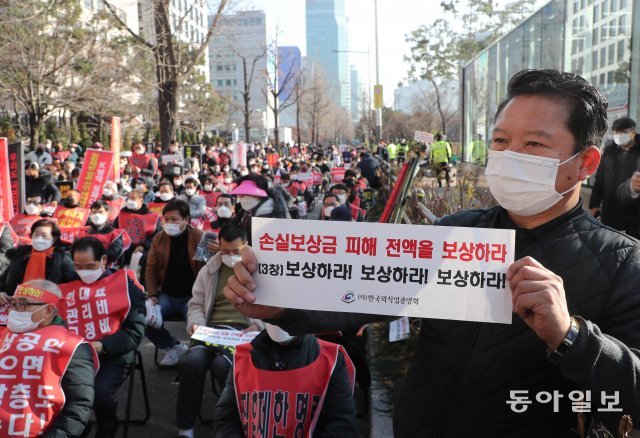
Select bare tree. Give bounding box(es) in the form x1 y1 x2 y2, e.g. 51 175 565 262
264 38 300 147
180 70 227 139
104 0 229 148
300 66 332 146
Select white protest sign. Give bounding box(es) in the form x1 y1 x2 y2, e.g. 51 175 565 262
389 317 410 342
252 218 514 324
296 172 313 182
231 142 247 169
414 130 434 144
191 326 260 347
161 153 183 164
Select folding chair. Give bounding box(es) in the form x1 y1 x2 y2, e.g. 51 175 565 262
122 350 151 438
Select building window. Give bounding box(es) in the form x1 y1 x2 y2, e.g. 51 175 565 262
217 80 223 86
233 79 237 86
601 0 608 19
617 40 625 61
600 47 606 68
593 28 599 45
607 71 614 86
593 49 598 68
594 4 599 22
608 43 615 65
619 15 627 32
573 0 578 14
600 73 605 86
226 80 232 86
601 24 607 42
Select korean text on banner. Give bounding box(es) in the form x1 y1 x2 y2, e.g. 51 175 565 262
252 218 515 324
0 138 13 222
191 327 260 347
231 142 247 169
331 168 346 183
77 149 114 208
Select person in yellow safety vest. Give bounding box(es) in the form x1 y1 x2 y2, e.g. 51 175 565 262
469 134 487 165
387 142 397 162
397 139 409 164
430 133 452 187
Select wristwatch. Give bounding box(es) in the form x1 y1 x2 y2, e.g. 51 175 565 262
546 316 581 364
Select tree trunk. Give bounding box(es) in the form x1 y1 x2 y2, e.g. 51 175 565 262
431 78 446 134
157 79 178 148
296 102 301 146
28 112 42 147
273 97 279 147
242 58 251 143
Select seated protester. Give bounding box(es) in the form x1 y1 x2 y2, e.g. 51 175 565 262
330 204 354 221
10 197 46 244
211 194 236 231
0 223 15 284
69 237 146 438
330 183 364 222
321 193 341 220
113 189 162 264
154 181 175 203
0 219 75 303
25 162 62 205
172 174 186 196
130 141 158 178
145 199 204 366
200 177 220 209
101 181 121 202
176 225 263 438
133 178 156 205
345 179 366 217
2 279 95 437
177 177 207 219
215 324 356 437
231 174 289 245
85 200 124 265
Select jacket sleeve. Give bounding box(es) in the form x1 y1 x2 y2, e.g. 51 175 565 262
273 309 392 335
142 219 162 251
106 233 124 264
214 369 245 438
316 351 357 438
46 182 62 204
187 266 209 331
615 178 639 206
145 235 160 297
100 280 147 359
589 149 607 209
558 245 640 428
43 343 95 438
59 252 77 283
0 225 15 253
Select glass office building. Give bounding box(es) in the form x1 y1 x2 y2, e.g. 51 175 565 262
461 0 640 164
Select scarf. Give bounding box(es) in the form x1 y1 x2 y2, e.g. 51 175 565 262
23 247 54 282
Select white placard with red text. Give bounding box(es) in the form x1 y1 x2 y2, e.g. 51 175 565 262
191 326 260 347
252 218 515 324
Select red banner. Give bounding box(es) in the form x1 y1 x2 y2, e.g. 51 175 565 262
59 226 91 244
0 138 13 222
53 206 90 228
51 150 70 162
59 269 131 341
201 191 221 209
8 142 25 217
117 211 159 245
77 228 131 252
77 149 114 208
10 213 42 245
331 168 346 183
312 171 323 185
106 198 124 222
147 202 165 217
0 324 83 436
231 142 246 169
0 304 9 325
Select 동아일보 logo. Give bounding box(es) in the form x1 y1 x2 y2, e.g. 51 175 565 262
341 291 355 304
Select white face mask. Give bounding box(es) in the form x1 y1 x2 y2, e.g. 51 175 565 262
485 150 580 217
216 205 232 218
240 170 249 176
8 307 46 333
221 254 242 268
204 184 213 192
103 188 113 198
282 182 290 188
336 194 347 204
323 206 335 217
159 192 173 202
32 237 53 252
614 133 632 146
224 178 232 184
265 323 295 344
164 223 184 236
25 204 40 216
126 199 139 210
185 188 196 196
91 213 107 226
77 268 103 284
239 196 260 211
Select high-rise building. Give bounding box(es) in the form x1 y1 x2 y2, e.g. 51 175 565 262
350 66 361 121
277 46 302 127
208 10 272 142
306 0 349 110
138 0 209 81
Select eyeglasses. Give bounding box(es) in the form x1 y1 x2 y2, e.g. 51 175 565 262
10 301 47 312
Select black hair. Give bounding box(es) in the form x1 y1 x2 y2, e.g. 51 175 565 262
218 223 246 243
434 133 442 141
330 183 348 193
71 236 107 260
31 218 61 240
611 117 636 132
162 199 190 218
323 193 340 203
495 69 608 152
217 193 235 203
90 200 110 211
184 177 199 187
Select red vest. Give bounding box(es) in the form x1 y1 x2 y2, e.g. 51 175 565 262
0 325 84 436
116 211 159 245
53 206 90 228
147 202 166 217
234 339 355 438
9 213 42 245
105 198 124 223
202 191 221 209
130 153 152 176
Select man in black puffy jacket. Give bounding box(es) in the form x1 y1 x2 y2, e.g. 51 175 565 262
225 70 640 437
